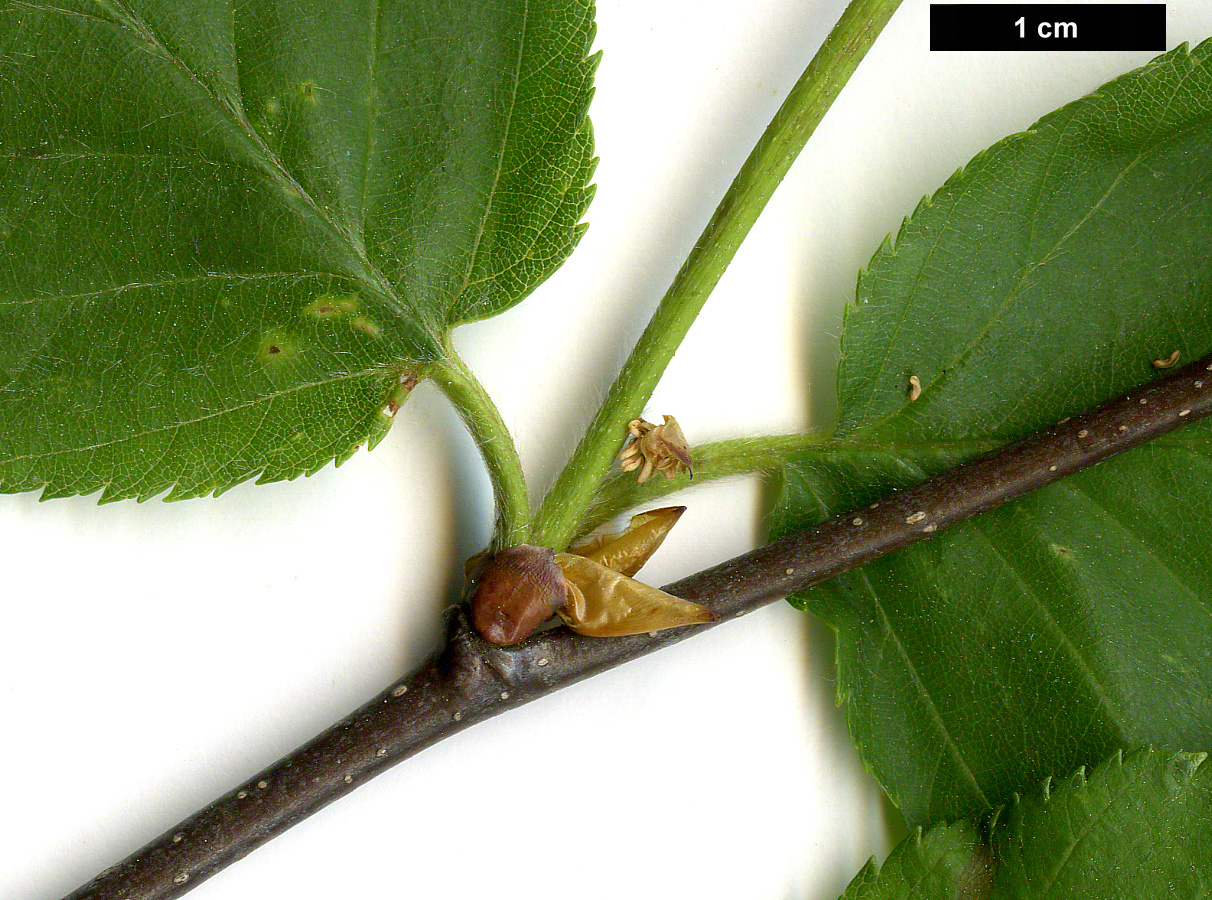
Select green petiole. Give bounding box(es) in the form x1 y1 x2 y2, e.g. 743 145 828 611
429 348 532 549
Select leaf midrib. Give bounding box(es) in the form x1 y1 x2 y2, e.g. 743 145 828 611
356 0 383 247
445 0 530 322
969 517 1133 741
791 467 991 817
1063 478 1212 622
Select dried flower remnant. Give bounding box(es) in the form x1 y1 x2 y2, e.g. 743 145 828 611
1153 350 1181 369
464 507 715 645
618 416 693 483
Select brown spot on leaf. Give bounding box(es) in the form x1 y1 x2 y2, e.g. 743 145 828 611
305 294 358 318
351 317 379 337
955 836 998 900
257 332 297 362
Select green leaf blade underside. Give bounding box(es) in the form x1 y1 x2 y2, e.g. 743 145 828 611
839 41 1212 442
770 40 1212 828
840 748 1212 900
0 0 596 500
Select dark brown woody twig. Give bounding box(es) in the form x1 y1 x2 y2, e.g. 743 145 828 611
63 353 1212 900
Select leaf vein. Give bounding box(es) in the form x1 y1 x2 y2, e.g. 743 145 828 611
1060 477 1212 622
967 517 1133 743
99 0 419 329
852 565 992 811
0 271 346 308
858 132 1155 438
2 368 389 465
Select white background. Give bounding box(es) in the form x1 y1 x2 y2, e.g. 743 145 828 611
5 2 1212 898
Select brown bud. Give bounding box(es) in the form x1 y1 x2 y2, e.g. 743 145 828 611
465 545 567 645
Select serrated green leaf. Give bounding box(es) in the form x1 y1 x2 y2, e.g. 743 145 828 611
769 41 1212 827
840 748 1212 900
0 0 596 500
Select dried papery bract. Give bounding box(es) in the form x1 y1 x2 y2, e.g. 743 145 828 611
618 415 693 483
557 506 715 636
570 506 685 576
555 553 717 636
556 555 717 636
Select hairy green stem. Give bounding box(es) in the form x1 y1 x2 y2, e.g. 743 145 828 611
578 432 1022 536
577 433 829 536
531 0 904 550
430 351 531 548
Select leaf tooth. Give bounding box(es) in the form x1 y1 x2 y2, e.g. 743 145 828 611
364 415 394 452
27 481 58 501
1170 750 1208 782
329 440 364 471
850 234 895 310
97 483 139 504
984 801 1006 833
161 481 205 502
